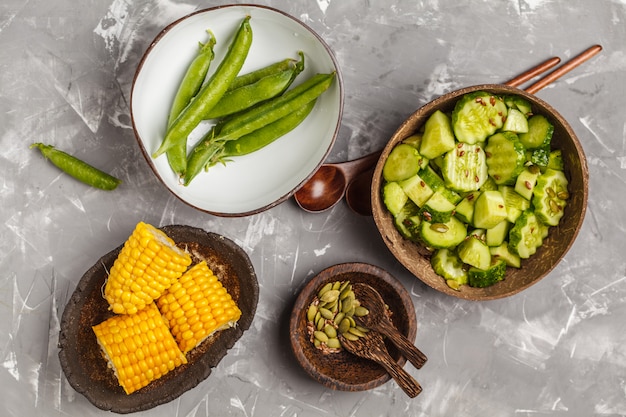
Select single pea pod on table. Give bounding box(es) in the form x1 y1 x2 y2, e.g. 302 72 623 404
30 143 121 191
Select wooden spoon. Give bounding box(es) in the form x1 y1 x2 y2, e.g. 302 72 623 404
294 151 382 213
352 283 427 369
340 330 422 398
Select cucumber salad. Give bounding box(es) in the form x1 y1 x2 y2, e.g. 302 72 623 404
382 91 569 290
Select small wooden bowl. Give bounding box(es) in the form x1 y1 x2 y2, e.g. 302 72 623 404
371 85 588 301
58 225 259 413
289 262 417 391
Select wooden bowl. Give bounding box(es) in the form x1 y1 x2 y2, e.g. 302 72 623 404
58 225 259 413
289 262 417 391
371 84 588 301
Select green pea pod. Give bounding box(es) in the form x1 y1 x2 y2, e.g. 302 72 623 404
204 67 297 120
183 72 335 185
217 71 335 142
30 143 121 190
153 15 253 158
167 30 217 128
166 31 216 176
226 51 304 92
221 99 316 157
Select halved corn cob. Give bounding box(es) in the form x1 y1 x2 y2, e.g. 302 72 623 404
157 261 242 354
104 222 192 315
92 302 187 395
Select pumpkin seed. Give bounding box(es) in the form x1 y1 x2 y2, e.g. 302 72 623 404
334 312 345 325
338 280 350 292
340 286 353 300
306 305 318 322
314 330 329 343
355 325 369 333
332 281 342 291
341 295 354 313
319 307 334 320
324 324 337 339
326 337 341 349
348 327 367 337
320 289 340 303
338 317 351 334
317 282 333 297
430 223 449 233
316 316 326 330
343 332 359 341
354 306 369 317
557 191 569 200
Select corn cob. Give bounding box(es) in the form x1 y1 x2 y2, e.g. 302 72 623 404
104 222 192 315
157 261 242 354
92 303 187 394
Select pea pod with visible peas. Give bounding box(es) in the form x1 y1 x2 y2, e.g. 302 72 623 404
203 56 303 120
153 15 253 159
166 30 217 175
30 143 121 190
183 72 335 185
220 99 316 158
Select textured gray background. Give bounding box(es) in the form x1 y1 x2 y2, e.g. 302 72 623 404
2 0 625 415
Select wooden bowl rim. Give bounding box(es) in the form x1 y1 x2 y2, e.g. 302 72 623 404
371 84 589 301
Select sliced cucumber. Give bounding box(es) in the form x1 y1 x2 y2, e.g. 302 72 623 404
502 108 529 133
420 217 467 249
532 168 569 226
431 248 468 290
490 243 521 268
442 142 488 192
382 181 408 216
418 165 462 204
468 258 506 288
499 185 531 211
519 114 553 149
452 91 508 144
546 149 564 171
399 173 434 207
454 191 480 225
508 210 545 259
484 132 526 185
394 200 421 241
383 143 422 182
420 191 456 223
503 95 532 117
485 220 510 247
420 110 456 159
514 167 541 200
473 190 508 229
457 235 491 270
402 133 423 149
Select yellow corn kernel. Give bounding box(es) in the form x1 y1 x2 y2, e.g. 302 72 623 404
92 303 187 395
104 222 192 315
156 261 241 354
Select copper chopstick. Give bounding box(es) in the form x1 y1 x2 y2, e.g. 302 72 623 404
524 44 603 94
504 56 562 87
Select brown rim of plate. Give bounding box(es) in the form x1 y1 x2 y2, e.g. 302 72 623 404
129 4 344 217
289 262 418 392
371 84 589 301
58 225 259 413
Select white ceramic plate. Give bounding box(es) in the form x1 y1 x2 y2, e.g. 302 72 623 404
131 4 343 216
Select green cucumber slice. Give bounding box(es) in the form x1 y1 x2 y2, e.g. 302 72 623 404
454 191 480 225
485 220 510 247
503 95 532 117
484 132 526 185
532 168 569 226
519 114 553 149
508 210 545 259
418 165 462 204
468 258 506 288
382 181 408 216
451 91 507 144
420 191 456 223
442 143 488 192
514 167 541 200
383 143 422 182
457 235 491 270
490 243 521 268
420 110 456 159
399 173 434 207
420 217 467 249
502 108 529 133
473 190 508 229
431 248 468 290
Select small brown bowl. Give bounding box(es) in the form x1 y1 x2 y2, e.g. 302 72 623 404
289 262 417 391
371 84 588 301
58 225 259 413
